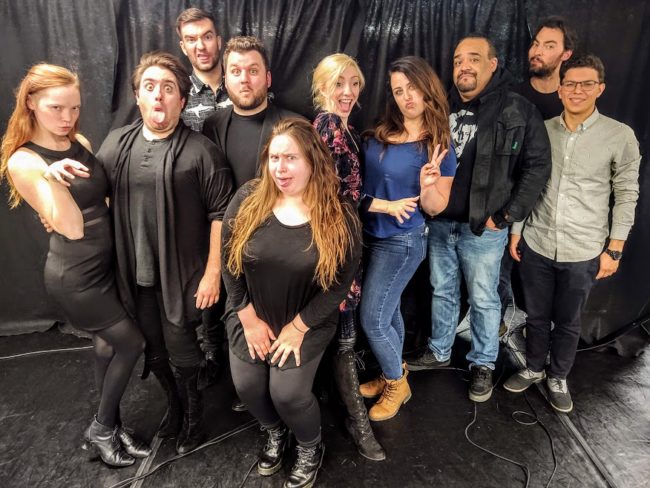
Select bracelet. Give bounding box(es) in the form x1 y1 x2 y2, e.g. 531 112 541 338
291 320 307 334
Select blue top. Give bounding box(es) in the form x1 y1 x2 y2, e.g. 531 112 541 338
361 137 457 238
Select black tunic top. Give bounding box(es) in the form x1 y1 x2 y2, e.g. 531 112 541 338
222 184 362 369
97 120 234 327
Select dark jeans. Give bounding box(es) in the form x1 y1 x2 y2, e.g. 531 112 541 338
519 240 599 378
136 286 203 368
229 350 325 446
201 283 227 353
498 247 515 320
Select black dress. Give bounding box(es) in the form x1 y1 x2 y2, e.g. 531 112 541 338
23 141 127 331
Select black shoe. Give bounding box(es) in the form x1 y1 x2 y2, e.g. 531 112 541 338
547 377 573 413
284 442 325 488
197 350 223 390
82 416 135 468
232 397 247 412
406 350 451 371
174 365 205 454
150 361 183 438
333 350 385 461
258 424 289 476
117 426 151 458
469 365 493 402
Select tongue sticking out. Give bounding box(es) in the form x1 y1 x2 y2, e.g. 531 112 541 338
152 111 166 125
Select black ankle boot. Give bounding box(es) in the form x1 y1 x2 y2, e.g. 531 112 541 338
257 424 289 476
117 426 152 458
151 361 183 438
284 442 325 488
174 365 205 454
82 416 135 468
333 350 386 461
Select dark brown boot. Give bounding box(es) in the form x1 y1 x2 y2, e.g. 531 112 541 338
334 351 386 461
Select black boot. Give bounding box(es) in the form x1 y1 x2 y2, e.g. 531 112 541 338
257 424 289 476
115 408 151 458
284 442 325 488
174 365 205 454
333 350 386 461
82 416 135 468
150 360 183 438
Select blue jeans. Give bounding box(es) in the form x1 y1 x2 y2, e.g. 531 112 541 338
426 219 507 369
360 225 428 380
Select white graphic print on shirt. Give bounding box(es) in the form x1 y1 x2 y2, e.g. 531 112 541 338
449 109 477 161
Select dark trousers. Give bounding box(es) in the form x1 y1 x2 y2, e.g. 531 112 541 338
498 248 515 321
201 284 226 353
519 240 598 378
136 286 203 368
229 350 324 446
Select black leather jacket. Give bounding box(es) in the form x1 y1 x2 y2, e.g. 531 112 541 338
450 68 552 235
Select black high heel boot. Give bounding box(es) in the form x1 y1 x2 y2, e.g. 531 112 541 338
150 360 183 438
284 442 325 488
258 423 289 476
82 416 135 468
174 365 205 454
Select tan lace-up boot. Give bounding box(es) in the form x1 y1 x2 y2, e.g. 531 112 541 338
368 368 411 421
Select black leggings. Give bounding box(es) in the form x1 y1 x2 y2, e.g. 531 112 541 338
229 350 324 446
92 317 145 427
136 286 203 368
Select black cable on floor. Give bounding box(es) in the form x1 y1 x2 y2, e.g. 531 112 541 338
465 402 531 488
106 420 258 488
237 458 258 488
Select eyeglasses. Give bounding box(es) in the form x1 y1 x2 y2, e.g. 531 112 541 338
560 80 601 92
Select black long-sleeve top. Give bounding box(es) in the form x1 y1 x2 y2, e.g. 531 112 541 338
221 184 362 369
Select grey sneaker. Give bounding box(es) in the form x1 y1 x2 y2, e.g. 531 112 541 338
469 365 493 402
406 350 450 371
503 368 546 393
547 377 573 413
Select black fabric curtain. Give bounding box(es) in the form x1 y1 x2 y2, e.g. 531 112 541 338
1 0 648 353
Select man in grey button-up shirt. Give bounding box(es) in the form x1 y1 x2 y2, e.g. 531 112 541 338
504 54 640 413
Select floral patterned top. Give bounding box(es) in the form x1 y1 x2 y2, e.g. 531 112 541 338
314 112 362 312
313 112 362 203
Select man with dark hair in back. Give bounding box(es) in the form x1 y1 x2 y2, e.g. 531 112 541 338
407 35 551 404
97 51 233 454
176 7 231 132
505 54 640 413
515 16 577 120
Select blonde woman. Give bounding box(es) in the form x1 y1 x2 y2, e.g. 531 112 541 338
311 53 384 461
222 118 361 488
0 64 149 467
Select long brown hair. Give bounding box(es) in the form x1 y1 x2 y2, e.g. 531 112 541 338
375 56 450 156
0 64 80 208
225 117 359 290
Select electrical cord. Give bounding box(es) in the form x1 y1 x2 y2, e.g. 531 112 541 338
0 345 93 360
106 419 258 488
237 458 259 488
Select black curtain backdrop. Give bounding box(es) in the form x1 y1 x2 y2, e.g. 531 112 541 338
1 0 648 353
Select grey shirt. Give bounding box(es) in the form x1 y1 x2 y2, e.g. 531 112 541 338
512 109 640 262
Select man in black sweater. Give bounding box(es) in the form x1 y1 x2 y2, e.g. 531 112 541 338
202 36 301 189
407 35 551 403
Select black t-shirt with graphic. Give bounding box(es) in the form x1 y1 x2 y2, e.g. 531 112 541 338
438 100 478 222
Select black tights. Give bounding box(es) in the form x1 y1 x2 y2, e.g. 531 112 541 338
92 318 145 427
229 350 324 446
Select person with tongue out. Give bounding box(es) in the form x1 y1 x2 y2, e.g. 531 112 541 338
96 51 233 456
310 53 385 461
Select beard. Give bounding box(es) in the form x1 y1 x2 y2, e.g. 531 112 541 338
456 73 477 93
229 88 267 111
528 56 561 78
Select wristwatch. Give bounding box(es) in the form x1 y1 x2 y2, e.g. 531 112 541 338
605 249 623 261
